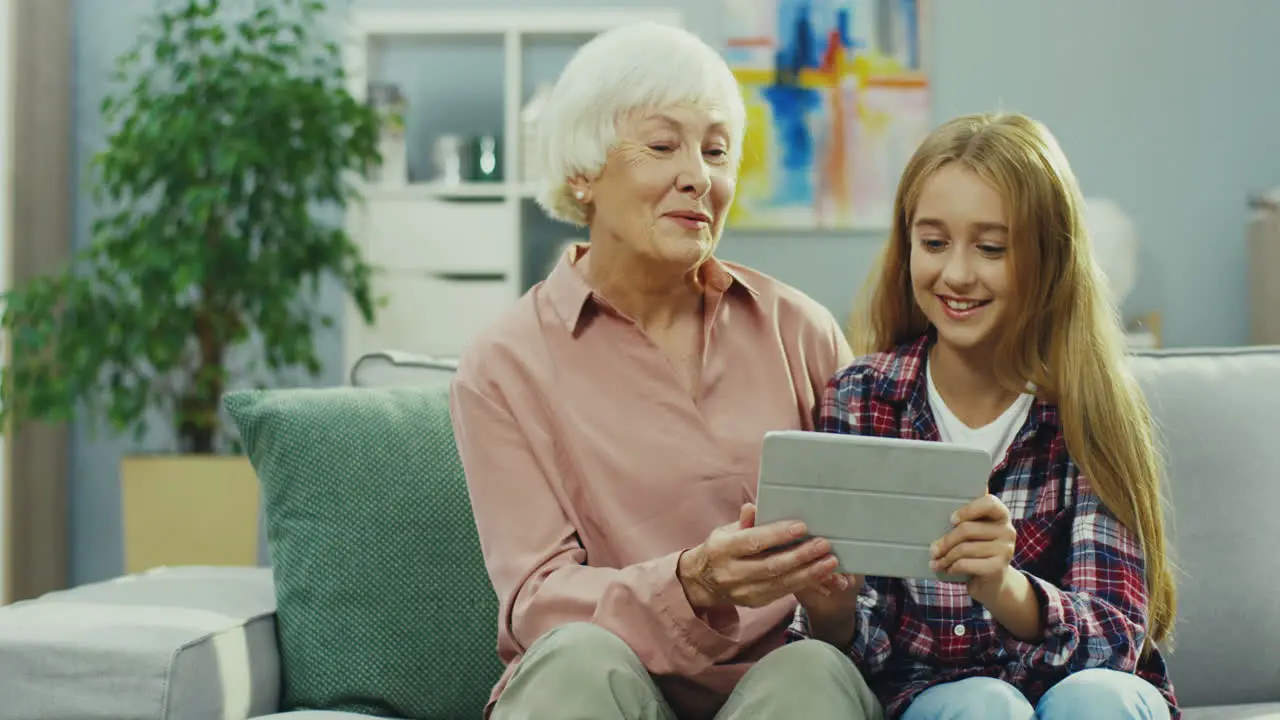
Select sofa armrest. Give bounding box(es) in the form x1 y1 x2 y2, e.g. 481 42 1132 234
0 565 281 720
349 349 457 388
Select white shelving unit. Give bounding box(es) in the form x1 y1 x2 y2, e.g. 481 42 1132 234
341 8 683 370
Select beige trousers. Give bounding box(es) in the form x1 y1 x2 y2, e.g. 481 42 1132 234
490 622 884 720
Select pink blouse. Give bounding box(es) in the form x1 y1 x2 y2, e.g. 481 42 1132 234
450 245 853 718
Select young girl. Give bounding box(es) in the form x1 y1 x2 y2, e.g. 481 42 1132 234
790 113 1178 719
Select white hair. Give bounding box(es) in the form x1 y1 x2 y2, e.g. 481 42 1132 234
532 22 746 226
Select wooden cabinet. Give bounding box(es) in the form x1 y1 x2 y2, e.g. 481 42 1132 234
359 196 517 276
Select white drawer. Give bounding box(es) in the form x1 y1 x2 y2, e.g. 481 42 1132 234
357 197 517 275
356 270 519 358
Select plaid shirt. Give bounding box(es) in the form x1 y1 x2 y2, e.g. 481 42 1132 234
788 334 1178 719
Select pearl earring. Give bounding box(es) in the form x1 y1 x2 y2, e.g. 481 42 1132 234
574 190 585 200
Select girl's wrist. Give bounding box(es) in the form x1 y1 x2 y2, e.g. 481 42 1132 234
970 566 1020 607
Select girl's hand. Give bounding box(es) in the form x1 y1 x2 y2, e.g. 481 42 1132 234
795 571 863 619
930 494 1017 604
795 571 863 649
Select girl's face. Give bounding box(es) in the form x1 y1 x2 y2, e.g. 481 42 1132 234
909 164 1013 357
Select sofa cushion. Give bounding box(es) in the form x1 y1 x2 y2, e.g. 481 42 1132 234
0 566 279 720
1181 704 1280 720
1129 347 1280 707
254 707 399 712
224 386 503 719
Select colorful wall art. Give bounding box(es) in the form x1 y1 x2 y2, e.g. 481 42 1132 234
721 0 931 230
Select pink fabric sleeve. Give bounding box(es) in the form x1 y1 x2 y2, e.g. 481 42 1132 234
449 377 743 677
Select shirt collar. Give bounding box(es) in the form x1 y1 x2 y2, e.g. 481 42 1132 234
883 333 1060 437
545 243 759 333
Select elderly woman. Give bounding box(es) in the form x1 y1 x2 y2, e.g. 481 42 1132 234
449 22 880 720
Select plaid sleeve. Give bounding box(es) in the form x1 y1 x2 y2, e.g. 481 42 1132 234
789 582 900 676
1005 470 1149 673
816 364 875 435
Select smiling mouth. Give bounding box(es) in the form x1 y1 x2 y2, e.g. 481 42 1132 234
665 211 712 225
938 295 991 311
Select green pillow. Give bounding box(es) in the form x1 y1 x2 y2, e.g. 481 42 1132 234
224 386 504 719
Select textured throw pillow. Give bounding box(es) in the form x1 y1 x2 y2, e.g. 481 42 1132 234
224 386 504 719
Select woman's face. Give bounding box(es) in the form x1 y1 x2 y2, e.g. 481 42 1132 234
584 104 735 270
909 164 1013 356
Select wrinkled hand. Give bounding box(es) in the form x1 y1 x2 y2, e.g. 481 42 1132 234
795 571 863 621
678 503 840 610
930 494 1017 603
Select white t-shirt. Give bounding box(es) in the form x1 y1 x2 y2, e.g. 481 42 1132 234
926 360 1034 471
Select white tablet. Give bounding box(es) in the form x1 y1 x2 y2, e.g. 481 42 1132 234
755 430 992 583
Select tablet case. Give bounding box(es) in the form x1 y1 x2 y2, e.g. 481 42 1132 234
755 430 992 583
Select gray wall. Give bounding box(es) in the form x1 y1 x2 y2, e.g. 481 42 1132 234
68 0 1280 584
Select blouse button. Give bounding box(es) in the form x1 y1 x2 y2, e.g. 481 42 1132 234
954 623 967 637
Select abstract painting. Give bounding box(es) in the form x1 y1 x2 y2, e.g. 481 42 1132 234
721 0 931 230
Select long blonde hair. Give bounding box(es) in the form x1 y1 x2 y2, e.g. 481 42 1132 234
851 112 1175 649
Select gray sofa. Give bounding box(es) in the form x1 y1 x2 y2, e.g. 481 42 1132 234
1 347 1277 719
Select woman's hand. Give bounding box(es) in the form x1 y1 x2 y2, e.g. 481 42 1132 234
678 503 840 610
930 493 1017 604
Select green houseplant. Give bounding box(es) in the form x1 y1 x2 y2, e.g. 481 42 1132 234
1 0 382 452
0 0 385 571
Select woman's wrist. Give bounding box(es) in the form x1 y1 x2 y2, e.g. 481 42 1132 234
677 546 717 611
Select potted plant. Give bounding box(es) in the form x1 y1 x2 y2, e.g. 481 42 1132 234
0 0 383 572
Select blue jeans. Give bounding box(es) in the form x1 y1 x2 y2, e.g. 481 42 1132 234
901 669 1170 720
